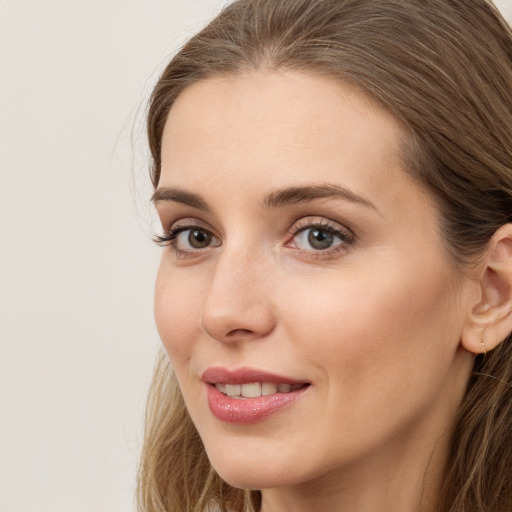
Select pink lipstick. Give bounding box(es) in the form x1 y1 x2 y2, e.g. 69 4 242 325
202 367 310 424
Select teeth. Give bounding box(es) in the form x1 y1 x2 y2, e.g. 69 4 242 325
262 382 278 396
225 384 241 396
241 382 261 397
215 382 304 398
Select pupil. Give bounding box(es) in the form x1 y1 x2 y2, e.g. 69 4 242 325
308 229 333 250
189 229 211 248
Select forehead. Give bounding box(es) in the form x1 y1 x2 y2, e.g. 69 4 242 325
160 70 411 207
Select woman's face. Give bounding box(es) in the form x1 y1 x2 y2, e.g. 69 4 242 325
153 71 474 491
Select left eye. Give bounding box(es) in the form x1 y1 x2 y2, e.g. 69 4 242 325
293 227 344 251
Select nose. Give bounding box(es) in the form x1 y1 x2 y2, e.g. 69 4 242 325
200 246 276 343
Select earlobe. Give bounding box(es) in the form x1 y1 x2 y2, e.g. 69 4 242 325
461 224 512 355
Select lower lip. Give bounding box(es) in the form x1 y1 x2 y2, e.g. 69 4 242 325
206 384 308 424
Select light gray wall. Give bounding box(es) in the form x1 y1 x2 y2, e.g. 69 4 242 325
497 0 512 19
1 1 511 511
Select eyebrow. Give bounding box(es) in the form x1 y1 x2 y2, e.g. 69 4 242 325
151 187 210 211
262 183 377 211
151 183 377 212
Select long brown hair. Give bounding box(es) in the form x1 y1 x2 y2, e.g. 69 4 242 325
138 1 512 510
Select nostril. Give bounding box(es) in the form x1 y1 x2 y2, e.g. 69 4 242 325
226 328 254 337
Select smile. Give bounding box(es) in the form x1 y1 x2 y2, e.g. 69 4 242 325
215 382 306 398
202 367 310 423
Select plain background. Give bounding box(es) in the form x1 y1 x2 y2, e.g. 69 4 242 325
1 1 511 511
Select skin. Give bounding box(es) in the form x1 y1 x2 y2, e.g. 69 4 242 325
153 70 480 512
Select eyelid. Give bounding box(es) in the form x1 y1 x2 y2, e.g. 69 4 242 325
288 216 355 240
153 217 220 251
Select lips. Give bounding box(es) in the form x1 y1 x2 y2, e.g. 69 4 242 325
202 367 310 423
202 367 307 385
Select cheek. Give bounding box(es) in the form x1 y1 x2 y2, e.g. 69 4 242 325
282 256 458 393
154 261 202 367
272 261 463 460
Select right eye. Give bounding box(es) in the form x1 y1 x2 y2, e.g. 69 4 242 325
154 223 221 256
175 228 217 250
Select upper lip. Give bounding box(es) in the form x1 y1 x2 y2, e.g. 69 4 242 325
201 366 309 385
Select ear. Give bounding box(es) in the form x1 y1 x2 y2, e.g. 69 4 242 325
461 223 512 354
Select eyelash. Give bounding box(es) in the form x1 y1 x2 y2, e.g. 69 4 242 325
154 218 355 259
153 221 217 259
153 228 187 247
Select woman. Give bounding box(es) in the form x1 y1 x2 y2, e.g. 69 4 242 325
138 1 512 511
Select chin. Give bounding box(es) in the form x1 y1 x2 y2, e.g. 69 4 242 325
206 448 298 490
215 466 290 491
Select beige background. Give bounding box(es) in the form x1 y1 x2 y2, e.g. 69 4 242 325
1 1 511 511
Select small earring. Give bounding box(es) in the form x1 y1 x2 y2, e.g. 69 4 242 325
480 332 488 357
